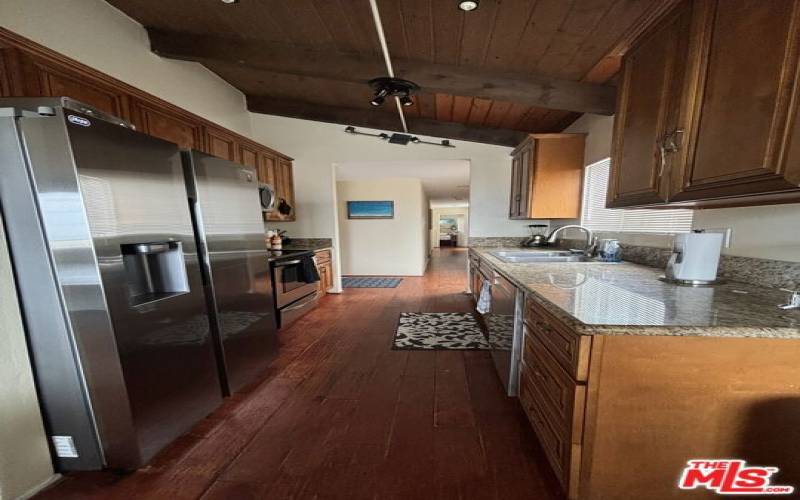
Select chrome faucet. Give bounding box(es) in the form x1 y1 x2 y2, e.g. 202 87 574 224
779 289 800 310
546 225 594 253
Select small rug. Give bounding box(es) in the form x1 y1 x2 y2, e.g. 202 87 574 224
393 312 489 350
342 276 403 288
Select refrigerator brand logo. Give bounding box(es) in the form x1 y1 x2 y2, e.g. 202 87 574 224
679 459 794 495
68 115 91 127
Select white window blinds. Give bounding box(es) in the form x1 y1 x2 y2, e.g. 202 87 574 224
581 158 694 233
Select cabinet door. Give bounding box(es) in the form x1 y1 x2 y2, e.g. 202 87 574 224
518 145 534 217
204 126 239 162
258 153 280 222
130 99 204 150
607 2 692 208
276 158 296 221
509 140 533 219
0 48 24 97
509 154 522 217
21 55 130 119
672 0 800 201
239 143 259 169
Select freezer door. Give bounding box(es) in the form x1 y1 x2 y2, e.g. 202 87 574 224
184 151 278 394
65 113 222 465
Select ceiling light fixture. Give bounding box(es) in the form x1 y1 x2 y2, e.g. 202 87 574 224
221 0 239 4
343 126 455 148
368 77 419 108
458 0 479 12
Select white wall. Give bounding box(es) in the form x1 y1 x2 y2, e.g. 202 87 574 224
0 0 253 137
0 218 55 500
337 178 428 276
564 114 800 262
249 114 536 239
431 207 470 248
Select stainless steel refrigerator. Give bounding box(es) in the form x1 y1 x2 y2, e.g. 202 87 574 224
182 150 278 395
0 98 222 471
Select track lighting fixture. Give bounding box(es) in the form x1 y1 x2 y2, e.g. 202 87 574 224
343 126 455 148
368 77 420 107
458 0 479 11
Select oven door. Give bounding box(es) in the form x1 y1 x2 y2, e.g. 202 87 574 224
273 258 318 308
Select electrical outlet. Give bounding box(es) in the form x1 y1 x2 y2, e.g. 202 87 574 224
703 227 733 248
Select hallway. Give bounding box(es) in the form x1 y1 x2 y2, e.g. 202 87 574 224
39 248 561 500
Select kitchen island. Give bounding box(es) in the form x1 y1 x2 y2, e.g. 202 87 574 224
470 247 800 499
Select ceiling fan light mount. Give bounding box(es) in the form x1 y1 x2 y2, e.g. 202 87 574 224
368 77 420 107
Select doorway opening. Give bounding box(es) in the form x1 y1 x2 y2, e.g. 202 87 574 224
333 159 470 283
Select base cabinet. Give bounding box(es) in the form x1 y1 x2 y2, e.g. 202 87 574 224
519 297 800 499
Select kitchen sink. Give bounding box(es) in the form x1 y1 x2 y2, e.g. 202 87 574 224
490 250 612 264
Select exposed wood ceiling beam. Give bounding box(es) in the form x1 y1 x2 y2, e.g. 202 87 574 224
247 96 528 147
149 29 616 115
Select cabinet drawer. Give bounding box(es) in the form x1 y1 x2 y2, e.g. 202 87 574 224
523 332 586 441
315 249 331 264
519 368 568 485
525 298 590 381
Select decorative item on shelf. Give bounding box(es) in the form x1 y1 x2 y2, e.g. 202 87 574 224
344 126 454 148
266 230 274 249
347 200 395 219
278 230 291 246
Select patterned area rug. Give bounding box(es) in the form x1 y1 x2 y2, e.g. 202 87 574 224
393 312 489 350
342 277 403 288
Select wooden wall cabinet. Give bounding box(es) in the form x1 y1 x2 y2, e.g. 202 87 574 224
0 27 297 220
609 0 800 209
204 125 239 162
130 98 204 150
258 154 296 222
509 134 586 219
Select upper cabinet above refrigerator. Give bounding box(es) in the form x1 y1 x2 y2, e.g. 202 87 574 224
609 0 800 209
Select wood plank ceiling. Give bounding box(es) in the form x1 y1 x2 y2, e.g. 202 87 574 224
106 0 671 146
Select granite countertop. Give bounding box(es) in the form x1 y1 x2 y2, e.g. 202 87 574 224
471 247 800 338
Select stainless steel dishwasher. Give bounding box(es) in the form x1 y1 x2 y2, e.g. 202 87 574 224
486 270 523 396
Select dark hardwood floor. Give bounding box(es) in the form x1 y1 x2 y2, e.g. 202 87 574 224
37 247 562 500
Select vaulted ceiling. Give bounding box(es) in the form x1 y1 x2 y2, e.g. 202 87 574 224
107 0 674 146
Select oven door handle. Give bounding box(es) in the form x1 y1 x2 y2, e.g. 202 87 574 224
274 259 303 267
282 291 321 312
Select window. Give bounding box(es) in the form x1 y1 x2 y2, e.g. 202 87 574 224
581 158 694 233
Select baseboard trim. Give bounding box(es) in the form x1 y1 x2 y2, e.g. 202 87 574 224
16 473 61 500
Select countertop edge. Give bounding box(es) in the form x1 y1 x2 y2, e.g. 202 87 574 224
470 247 800 339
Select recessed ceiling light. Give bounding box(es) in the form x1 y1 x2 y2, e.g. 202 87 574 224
458 0 479 11
221 0 238 4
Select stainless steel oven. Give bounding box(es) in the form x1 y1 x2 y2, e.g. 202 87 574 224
271 251 320 328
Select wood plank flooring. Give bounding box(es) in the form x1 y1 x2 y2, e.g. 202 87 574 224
37 248 562 500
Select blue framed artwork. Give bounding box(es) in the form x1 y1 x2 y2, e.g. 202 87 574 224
347 200 394 219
